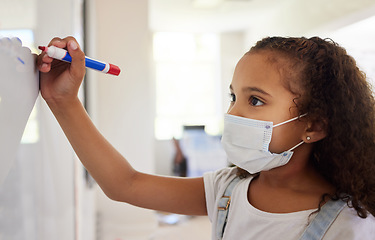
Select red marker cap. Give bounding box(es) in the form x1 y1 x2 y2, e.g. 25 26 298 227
108 64 121 76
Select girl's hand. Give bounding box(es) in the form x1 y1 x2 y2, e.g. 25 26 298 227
37 36 86 107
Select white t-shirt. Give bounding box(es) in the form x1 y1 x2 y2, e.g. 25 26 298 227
203 167 375 240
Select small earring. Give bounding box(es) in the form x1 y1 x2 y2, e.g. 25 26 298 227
306 136 311 141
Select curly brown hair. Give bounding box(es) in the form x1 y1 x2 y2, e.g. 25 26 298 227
237 36 375 218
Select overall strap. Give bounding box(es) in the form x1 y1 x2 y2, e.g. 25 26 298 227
216 176 241 240
299 199 347 240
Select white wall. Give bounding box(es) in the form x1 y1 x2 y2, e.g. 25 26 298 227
87 1 158 239
91 0 154 174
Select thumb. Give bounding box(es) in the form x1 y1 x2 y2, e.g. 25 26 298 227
67 40 86 81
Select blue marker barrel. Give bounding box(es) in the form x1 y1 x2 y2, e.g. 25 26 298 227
61 52 72 62
85 57 106 72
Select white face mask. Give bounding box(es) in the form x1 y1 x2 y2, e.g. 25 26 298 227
221 113 307 174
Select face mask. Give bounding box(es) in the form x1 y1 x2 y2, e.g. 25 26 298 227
221 113 307 174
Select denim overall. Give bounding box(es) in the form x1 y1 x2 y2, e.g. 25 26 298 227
216 177 346 240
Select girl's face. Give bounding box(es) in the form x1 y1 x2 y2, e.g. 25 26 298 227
228 52 307 154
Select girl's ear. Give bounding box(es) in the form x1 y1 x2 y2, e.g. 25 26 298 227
304 119 327 143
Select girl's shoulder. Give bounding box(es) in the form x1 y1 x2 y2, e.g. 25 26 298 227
203 167 246 194
324 206 375 239
203 167 251 221
205 166 239 181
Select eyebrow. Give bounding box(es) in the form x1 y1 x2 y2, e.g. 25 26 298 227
229 84 271 97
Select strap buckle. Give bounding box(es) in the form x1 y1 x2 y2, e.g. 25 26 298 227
218 196 231 211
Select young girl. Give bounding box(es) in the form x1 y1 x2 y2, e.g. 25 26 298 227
38 36 375 239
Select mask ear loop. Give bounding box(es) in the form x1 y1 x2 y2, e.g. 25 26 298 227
288 140 304 151
273 113 308 128
272 113 308 152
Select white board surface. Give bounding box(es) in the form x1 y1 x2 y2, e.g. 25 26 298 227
0 37 39 184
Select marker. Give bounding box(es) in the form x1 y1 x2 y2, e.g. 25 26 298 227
38 46 121 76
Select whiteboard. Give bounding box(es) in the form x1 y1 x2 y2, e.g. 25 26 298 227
0 37 39 184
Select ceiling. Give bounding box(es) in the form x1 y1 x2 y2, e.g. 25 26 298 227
149 0 282 32
149 0 375 34
1 0 375 36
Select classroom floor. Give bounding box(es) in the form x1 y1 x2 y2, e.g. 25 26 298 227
96 187 212 240
99 214 211 240
148 215 211 240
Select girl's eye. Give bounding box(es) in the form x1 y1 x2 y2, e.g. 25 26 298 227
230 93 236 102
249 96 264 106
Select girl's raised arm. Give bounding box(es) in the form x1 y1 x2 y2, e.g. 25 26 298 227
37 36 207 216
